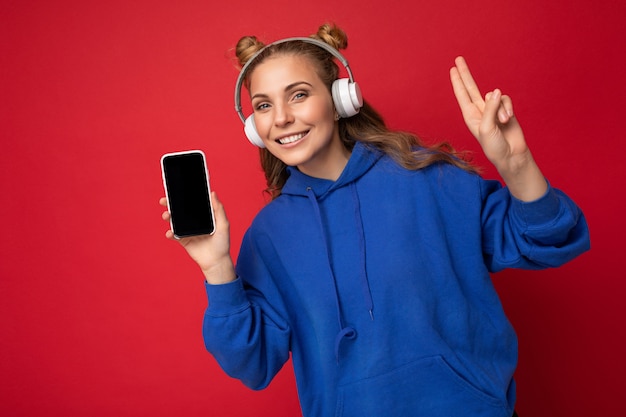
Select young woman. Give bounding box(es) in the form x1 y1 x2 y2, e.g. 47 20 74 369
160 23 589 417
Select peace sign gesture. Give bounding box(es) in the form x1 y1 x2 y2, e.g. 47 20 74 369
450 56 547 202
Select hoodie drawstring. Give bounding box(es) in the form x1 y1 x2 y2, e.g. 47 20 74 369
306 186 374 362
350 183 375 320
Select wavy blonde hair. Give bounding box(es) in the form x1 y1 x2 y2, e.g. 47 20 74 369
235 23 477 199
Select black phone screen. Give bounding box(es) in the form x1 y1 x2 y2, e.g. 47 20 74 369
161 151 215 238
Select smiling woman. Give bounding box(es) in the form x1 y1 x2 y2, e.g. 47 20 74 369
2 0 623 416
158 22 590 417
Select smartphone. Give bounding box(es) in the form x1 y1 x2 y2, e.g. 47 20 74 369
160 150 215 239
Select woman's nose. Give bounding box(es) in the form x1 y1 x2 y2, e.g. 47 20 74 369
273 103 294 127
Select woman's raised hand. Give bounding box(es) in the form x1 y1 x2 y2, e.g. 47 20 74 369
160 192 236 284
450 56 547 201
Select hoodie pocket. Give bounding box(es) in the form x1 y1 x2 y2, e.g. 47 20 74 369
335 355 509 417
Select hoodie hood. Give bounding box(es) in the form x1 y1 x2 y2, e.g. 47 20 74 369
282 141 383 199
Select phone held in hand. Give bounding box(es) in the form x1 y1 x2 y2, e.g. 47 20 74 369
161 150 216 239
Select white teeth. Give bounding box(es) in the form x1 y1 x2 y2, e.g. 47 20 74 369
277 132 306 144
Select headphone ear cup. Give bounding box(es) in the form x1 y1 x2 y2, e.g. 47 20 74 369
332 78 363 118
244 114 265 148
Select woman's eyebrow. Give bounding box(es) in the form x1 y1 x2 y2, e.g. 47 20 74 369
284 81 313 91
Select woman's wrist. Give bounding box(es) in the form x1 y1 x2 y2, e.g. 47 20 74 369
201 257 236 285
497 152 548 202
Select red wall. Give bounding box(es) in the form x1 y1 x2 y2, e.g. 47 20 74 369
1 1 624 416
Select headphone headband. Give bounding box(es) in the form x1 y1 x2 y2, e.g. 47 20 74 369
234 37 356 124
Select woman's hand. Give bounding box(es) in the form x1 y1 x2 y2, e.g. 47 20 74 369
450 56 547 201
160 192 236 284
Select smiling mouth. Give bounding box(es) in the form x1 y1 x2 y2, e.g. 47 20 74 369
276 131 308 145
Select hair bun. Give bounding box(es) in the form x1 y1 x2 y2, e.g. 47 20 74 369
313 23 348 51
235 36 266 68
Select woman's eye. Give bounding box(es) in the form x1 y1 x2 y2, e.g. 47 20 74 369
255 103 270 111
293 92 307 100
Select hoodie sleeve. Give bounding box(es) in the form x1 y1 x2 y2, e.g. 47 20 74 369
202 230 291 390
480 179 590 272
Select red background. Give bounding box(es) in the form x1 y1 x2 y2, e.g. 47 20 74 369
2 1 624 416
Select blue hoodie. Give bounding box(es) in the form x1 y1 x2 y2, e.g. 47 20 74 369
202 142 589 417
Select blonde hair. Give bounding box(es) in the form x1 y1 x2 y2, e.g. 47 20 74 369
235 23 477 199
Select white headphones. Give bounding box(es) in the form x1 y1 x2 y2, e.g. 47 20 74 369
234 37 363 148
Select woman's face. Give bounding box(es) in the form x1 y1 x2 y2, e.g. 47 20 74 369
248 54 350 180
